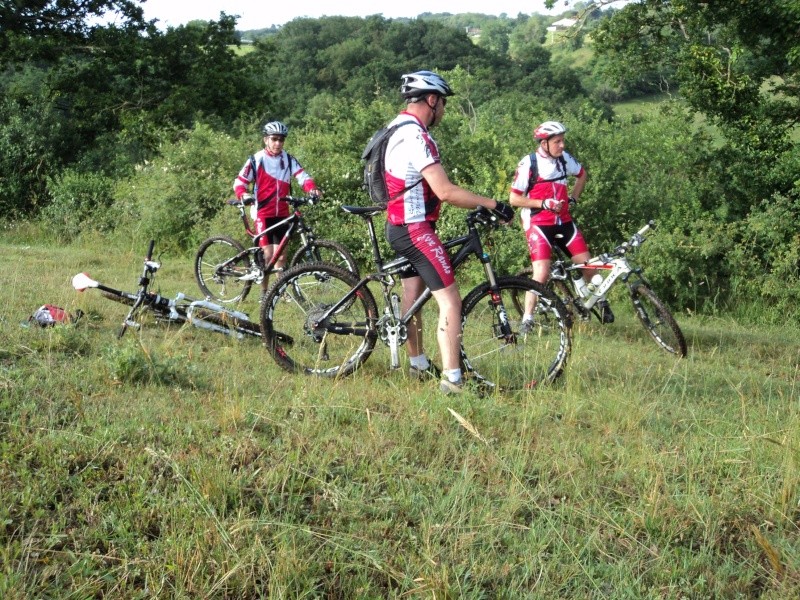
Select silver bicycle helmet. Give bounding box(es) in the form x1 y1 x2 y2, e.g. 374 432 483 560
534 121 567 140
263 121 289 137
400 70 454 100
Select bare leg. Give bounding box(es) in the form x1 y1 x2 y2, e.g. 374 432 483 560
431 283 462 371
261 244 287 293
525 258 551 316
402 276 425 358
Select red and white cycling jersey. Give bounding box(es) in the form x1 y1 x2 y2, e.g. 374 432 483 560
384 112 441 225
233 149 317 218
510 149 584 228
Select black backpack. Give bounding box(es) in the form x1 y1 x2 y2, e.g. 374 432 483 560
361 121 423 205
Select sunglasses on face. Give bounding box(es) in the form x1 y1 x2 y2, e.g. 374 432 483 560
267 136 286 142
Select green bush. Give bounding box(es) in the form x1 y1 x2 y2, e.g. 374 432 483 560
41 170 115 241
112 123 252 253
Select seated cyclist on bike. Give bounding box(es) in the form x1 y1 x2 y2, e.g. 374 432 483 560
509 120 614 327
233 121 322 293
383 70 515 394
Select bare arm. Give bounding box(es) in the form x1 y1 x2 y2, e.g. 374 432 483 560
571 168 587 200
421 162 498 211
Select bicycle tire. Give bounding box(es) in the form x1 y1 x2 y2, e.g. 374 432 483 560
629 283 687 357
461 276 571 390
513 267 592 325
260 262 378 376
194 235 253 304
189 306 262 338
289 239 359 276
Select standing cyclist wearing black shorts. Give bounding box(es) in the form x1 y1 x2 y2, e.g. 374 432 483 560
509 120 613 329
233 121 322 294
383 70 515 394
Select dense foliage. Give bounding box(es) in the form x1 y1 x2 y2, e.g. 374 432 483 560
0 1 797 322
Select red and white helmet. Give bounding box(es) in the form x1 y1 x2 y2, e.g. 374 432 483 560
534 121 567 140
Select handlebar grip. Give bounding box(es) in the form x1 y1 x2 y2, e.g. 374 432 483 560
146 240 155 261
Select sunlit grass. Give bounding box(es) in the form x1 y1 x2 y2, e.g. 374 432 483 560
1 234 798 597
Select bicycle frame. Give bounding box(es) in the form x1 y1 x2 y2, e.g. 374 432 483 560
73 241 260 339
551 221 653 313
222 198 316 276
310 206 507 369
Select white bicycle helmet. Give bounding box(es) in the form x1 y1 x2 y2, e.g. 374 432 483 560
400 70 454 100
263 121 289 137
534 121 567 140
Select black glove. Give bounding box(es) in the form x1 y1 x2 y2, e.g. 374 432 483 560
492 201 515 223
568 196 578 207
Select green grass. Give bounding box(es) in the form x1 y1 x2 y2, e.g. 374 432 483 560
1 234 799 597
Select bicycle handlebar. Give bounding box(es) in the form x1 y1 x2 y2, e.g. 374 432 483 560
613 220 655 256
227 195 320 209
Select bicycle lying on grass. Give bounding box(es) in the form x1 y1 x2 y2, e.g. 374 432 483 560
259 205 572 392
73 240 263 340
513 221 687 357
194 195 358 304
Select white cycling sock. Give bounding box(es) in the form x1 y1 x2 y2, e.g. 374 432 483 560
443 368 462 384
409 354 430 370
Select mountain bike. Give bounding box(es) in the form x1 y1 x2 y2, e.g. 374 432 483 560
194 195 358 304
513 221 687 357
259 205 572 392
73 240 263 340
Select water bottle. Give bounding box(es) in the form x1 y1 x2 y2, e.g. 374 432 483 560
586 274 603 294
573 274 589 298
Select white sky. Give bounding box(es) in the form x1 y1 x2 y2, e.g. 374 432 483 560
138 0 563 30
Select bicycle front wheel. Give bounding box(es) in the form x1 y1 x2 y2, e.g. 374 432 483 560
194 235 253 304
461 276 571 391
260 263 378 377
290 239 359 276
629 283 687 357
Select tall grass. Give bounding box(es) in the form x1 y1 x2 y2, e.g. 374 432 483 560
1 234 798 597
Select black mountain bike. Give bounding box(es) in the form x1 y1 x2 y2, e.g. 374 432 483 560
260 205 572 392
194 196 358 304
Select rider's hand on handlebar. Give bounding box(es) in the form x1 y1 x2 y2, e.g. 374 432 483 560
308 189 322 204
240 193 254 202
491 201 515 223
542 198 563 213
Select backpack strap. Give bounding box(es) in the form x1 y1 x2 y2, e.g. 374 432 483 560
248 154 258 200
386 121 424 201
252 151 297 210
524 153 568 215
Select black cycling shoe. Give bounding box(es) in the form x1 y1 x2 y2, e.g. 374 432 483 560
597 299 615 324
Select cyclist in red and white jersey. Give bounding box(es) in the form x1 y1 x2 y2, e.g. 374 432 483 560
509 120 614 326
384 70 515 394
233 121 322 292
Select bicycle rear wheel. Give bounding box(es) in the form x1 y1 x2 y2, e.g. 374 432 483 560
195 235 253 304
629 283 687 357
189 306 261 338
260 263 378 376
290 239 359 276
512 267 583 324
461 276 571 391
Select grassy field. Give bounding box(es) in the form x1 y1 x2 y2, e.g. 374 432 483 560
1 234 798 598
